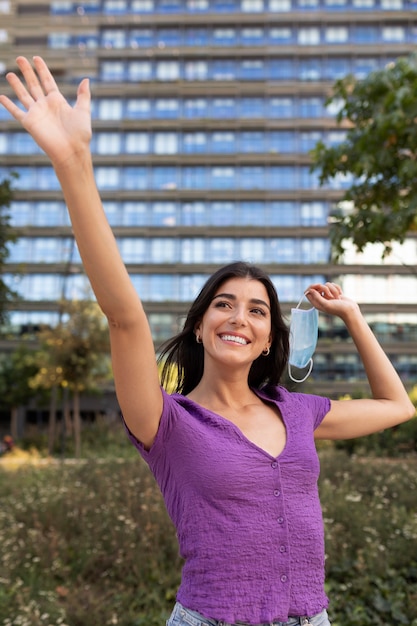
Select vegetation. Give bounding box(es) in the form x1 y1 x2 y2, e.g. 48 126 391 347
312 52 417 260
0 440 416 626
0 174 18 324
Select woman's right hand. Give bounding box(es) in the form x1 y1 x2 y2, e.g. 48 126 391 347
0 56 92 169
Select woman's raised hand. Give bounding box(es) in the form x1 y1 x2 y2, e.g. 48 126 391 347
0 56 91 169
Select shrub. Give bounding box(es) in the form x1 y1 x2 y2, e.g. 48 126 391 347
0 451 416 625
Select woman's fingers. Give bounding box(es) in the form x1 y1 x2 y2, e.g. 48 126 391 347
32 56 60 94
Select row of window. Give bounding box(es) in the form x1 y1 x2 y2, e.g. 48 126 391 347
4 272 325 303
49 0 417 16
5 272 417 304
9 200 329 227
100 56 389 82
1 130 345 156
8 236 331 264
47 24 416 50
0 96 339 122
6 310 417 346
1 165 349 190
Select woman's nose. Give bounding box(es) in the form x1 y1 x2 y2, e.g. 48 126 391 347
230 306 247 325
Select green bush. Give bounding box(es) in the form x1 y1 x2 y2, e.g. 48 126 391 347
0 450 416 625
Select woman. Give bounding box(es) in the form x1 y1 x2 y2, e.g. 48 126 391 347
1 57 414 626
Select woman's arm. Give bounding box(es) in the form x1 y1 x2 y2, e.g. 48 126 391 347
0 56 162 447
305 283 415 440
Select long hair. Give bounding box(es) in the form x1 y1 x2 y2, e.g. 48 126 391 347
158 261 289 395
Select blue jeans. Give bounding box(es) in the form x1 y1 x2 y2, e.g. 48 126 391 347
166 602 331 626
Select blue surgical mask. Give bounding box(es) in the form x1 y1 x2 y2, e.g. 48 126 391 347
288 295 319 383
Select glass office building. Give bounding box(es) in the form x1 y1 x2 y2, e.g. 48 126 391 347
1 0 417 396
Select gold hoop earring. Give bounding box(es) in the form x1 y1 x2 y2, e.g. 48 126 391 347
262 347 270 357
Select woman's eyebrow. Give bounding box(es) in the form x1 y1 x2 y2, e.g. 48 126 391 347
212 293 270 310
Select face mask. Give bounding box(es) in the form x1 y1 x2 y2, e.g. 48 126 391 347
288 295 319 383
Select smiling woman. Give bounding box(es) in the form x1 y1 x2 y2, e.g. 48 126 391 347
0 56 414 626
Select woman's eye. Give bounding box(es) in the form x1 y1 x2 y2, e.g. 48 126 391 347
214 301 230 309
251 308 266 316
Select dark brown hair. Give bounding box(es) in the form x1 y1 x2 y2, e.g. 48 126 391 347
158 261 289 394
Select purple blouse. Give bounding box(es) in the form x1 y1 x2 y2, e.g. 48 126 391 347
126 385 331 624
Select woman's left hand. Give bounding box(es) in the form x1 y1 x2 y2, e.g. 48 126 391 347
304 282 359 319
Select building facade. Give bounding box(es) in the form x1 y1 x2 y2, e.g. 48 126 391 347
1 0 417 400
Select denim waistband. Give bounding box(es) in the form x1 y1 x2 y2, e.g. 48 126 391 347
169 602 328 626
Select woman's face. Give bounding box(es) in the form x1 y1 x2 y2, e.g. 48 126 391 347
195 276 272 370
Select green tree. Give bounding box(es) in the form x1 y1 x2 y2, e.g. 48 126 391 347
312 52 417 260
0 175 18 323
0 342 40 439
31 300 111 456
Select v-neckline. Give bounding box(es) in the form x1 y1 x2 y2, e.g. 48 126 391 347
179 389 288 460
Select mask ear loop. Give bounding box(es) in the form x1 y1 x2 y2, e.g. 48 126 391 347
288 293 316 383
288 358 314 384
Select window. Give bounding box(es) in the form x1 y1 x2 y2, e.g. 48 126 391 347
184 61 208 80
269 97 293 118
152 167 178 190
240 59 265 80
48 32 71 48
129 28 153 47
96 167 120 189
269 131 296 152
186 28 209 45
241 0 264 10
382 26 405 42
124 167 149 190
181 238 206 263
240 238 265 263
212 28 237 45
128 61 152 81
122 202 147 226
157 0 183 12
241 28 264 45
125 132 150 153
212 59 236 80
154 132 179 154
131 0 154 10
152 203 177 226
211 202 236 225
211 132 236 153
269 201 299 226
300 97 324 117
156 61 180 80
212 98 236 118
239 202 266 225
240 97 264 117
211 166 236 189
119 238 147 263
96 132 122 155
381 0 403 8
101 61 125 81
150 238 177 263
240 131 265 152
126 99 150 119
184 98 207 118
208 238 235 263
269 0 291 10
103 0 127 13
325 26 348 42
240 166 265 189
186 0 209 10
269 27 293 43
157 28 181 46
101 29 126 48
183 132 207 153
182 166 207 188
154 99 179 118
97 99 123 120
298 28 320 45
